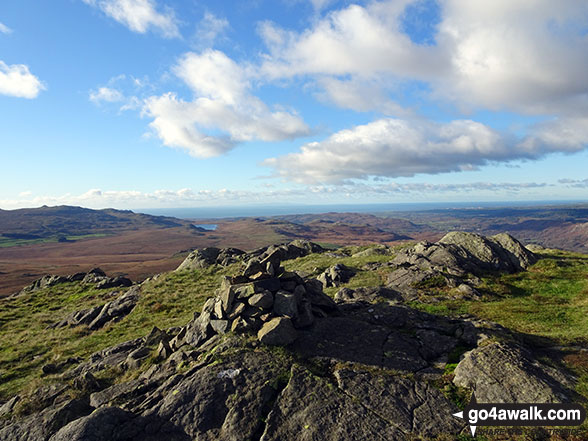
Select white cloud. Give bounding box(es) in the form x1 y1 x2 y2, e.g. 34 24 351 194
83 0 179 38
559 178 588 188
195 12 229 47
89 86 124 103
259 0 588 117
0 22 12 34
0 61 45 98
315 76 412 116
1 181 552 209
436 0 588 114
142 50 310 158
259 2 443 80
309 0 335 12
264 117 588 184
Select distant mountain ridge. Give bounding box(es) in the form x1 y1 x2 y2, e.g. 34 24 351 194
0 205 195 240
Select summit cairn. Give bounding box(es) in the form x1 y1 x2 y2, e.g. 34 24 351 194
172 252 338 349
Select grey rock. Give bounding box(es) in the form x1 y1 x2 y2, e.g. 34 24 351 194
183 311 211 347
248 291 274 309
210 320 229 334
293 299 314 328
175 247 220 271
303 279 338 311
0 396 20 419
335 286 402 303
351 245 391 257
252 278 281 293
0 398 92 441
243 260 264 277
273 291 298 318
87 286 140 330
453 341 576 403
317 263 354 288
142 350 290 440
260 364 463 441
48 407 190 441
95 275 132 290
387 232 537 298
227 301 245 320
258 317 298 346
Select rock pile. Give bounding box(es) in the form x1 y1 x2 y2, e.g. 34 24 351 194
172 254 337 348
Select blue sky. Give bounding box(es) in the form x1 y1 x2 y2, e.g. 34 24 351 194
1 0 588 209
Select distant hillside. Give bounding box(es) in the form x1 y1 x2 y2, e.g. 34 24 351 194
0 205 195 242
274 212 424 233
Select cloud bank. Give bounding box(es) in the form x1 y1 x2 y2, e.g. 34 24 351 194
1 180 552 209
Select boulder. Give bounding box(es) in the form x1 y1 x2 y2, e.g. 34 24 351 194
48 407 190 441
317 263 355 288
273 291 298 318
248 291 274 309
257 317 298 346
175 247 221 271
453 341 576 403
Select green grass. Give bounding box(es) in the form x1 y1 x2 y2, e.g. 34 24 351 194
0 264 239 400
469 250 588 345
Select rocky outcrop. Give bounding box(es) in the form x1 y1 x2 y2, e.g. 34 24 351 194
175 240 325 272
175 247 246 271
18 268 132 295
49 286 140 330
453 341 577 403
49 407 190 441
386 232 536 297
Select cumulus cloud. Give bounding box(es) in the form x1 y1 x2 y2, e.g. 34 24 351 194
0 22 12 34
315 76 412 116
83 0 179 38
195 12 229 47
0 61 45 98
436 0 588 114
259 0 588 116
264 117 588 184
89 86 124 103
142 50 310 158
259 2 443 80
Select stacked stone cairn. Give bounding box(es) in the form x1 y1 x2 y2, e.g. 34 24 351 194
171 249 338 348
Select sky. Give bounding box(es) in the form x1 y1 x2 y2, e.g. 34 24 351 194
1 0 588 210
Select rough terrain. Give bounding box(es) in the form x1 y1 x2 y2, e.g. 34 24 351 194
0 233 586 440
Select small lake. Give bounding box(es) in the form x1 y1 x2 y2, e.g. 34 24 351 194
194 224 218 231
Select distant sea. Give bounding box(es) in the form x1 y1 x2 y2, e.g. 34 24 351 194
138 200 587 220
